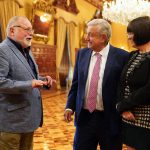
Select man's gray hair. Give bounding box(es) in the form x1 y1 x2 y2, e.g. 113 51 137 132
6 16 28 36
87 19 112 42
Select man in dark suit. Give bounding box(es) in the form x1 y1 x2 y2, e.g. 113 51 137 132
64 19 129 150
0 16 54 149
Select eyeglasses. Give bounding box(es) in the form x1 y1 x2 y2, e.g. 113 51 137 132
13 25 34 33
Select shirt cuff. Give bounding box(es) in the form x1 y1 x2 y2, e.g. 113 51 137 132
65 108 73 112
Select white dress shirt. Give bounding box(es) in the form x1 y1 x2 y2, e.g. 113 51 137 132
84 44 110 111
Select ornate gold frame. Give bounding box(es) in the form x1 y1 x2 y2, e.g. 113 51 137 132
32 0 56 43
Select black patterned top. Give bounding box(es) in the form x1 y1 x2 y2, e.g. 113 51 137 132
119 51 150 129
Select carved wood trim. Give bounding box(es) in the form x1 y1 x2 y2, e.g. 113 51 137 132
84 0 103 9
53 0 79 15
33 0 56 15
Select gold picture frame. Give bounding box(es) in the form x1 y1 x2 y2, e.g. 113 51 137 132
32 0 56 43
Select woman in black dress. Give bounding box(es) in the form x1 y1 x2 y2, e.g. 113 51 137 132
117 16 150 150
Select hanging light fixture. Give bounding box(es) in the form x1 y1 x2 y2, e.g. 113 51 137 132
102 0 150 25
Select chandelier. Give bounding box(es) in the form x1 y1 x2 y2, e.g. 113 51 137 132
102 0 150 25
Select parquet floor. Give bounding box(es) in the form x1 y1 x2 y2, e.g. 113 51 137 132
33 90 127 150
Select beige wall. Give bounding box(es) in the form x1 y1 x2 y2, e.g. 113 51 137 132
111 23 129 51
54 0 96 48
20 0 97 46
18 0 129 51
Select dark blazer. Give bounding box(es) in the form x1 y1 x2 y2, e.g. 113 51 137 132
66 45 129 135
0 38 43 133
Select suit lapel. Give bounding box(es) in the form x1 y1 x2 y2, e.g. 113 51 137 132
79 48 92 100
29 51 39 76
103 45 116 87
5 39 36 78
81 48 92 83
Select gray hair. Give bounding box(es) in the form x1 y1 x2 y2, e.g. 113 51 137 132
87 19 112 43
6 16 28 36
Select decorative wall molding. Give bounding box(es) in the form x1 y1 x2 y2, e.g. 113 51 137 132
33 0 56 15
84 0 103 9
84 0 112 9
53 0 79 15
32 0 56 43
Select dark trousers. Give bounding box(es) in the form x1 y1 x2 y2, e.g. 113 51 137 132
0 131 33 150
73 109 122 150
